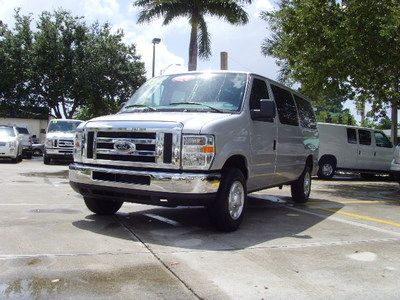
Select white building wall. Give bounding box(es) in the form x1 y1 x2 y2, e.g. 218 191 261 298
0 118 49 143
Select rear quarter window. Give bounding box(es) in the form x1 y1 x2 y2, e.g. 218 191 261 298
270 84 299 126
293 94 316 129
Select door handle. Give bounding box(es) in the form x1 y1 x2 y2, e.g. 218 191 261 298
358 150 361 155
374 152 376 156
273 139 276 151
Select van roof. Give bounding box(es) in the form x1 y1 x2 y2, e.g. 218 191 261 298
318 122 384 132
50 119 83 122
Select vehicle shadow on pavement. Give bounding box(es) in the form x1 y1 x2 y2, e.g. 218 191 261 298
72 196 344 251
313 182 400 205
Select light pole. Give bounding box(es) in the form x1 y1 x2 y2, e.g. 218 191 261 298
152 38 161 77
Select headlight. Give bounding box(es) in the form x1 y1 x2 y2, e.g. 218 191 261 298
73 131 84 163
182 135 215 170
45 138 53 148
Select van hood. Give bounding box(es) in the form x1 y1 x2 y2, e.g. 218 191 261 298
88 112 233 134
0 136 17 143
46 131 75 140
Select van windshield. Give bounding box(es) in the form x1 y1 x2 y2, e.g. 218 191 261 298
121 73 248 113
17 127 29 134
47 121 82 133
0 127 15 137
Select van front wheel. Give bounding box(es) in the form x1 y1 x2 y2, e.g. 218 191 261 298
208 168 247 232
84 197 123 215
291 167 311 204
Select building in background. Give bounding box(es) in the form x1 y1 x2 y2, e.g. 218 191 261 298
0 105 49 143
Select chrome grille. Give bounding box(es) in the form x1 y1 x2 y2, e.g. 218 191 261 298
81 122 181 169
58 139 74 148
95 131 157 163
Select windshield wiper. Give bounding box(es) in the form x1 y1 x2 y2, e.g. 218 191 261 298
169 102 223 113
123 104 157 111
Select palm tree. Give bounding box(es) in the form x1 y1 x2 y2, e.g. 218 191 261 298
133 0 252 71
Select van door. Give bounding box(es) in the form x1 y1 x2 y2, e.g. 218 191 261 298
341 128 359 169
357 129 375 170
372 131 393 171
248 77 278 190
270 84 304 183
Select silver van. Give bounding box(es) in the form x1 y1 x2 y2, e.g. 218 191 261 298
69 71 319 231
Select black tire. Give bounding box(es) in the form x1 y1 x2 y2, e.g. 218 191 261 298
360 173 375 180
43 155 51 165
291 166 312 204
84 197 123 215
26 152 32 159
33 149 43 156
317 158 336 180
11 157 18 163
208 168 247 232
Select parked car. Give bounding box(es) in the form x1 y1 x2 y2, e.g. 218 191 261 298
317 123 394 179
0 125 23 163
390 144 400 183
44 119 83 164
69 71 319 231
16 126 33 159
32 143 44 156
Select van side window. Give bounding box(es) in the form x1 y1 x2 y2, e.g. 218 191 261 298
271 84 299 126
293 95 317 129
347 128 357 144
249 78 269 110
374 132 392 148
358 130 371 145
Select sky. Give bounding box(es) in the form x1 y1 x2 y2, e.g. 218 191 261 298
0 0 368 122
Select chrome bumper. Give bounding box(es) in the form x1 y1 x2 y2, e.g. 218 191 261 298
69 163 221 195
46 148 73 155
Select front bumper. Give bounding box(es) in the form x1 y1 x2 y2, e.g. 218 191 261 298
45 148 73 157
0 146 18 158
69 163 220 206
390 160 400 181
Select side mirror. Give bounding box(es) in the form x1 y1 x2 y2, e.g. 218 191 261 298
40 129 46 134
250 99 276 122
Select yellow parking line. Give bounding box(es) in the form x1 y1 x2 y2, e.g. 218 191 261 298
306 200 400 206
321 208 400 228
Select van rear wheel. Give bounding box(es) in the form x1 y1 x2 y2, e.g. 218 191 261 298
208 168 247 232
84 197 123 215
317 158 336 180
291 166 311 204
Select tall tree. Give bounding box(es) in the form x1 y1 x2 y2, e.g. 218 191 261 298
0 9 146 119
262 0 400 143
133 0 252 71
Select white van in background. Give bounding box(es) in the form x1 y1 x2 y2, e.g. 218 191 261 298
44 119 82 164
317 123 394 179
391 144 400 183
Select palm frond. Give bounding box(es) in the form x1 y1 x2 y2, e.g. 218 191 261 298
205 0 249 25
198 16 211 59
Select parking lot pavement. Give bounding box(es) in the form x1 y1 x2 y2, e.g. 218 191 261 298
0 159 399 299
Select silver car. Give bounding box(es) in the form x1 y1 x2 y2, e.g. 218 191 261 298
0 125 22 163
69 71 319 231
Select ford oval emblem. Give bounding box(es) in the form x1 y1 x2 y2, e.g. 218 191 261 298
114 140 135 152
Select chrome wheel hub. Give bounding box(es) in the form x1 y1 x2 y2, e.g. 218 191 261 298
322 164 333 176
303 172 311 196
228 181 244 220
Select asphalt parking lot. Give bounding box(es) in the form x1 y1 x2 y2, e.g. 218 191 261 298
0 158 399 299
